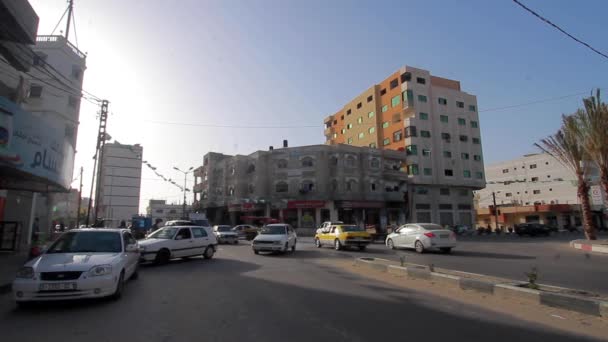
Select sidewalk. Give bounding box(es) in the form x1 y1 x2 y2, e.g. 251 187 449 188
0 252 27 294
570 239 608 254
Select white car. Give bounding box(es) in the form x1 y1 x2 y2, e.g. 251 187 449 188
252 224 297 254
386 223 457 254
13 228 140 304
316 221 344 234
213 225 239 244
139 225 217 264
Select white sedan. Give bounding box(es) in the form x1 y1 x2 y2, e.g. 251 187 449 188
13 228 140 304
139 225 217 264
252 224 297 254
386 223 457 253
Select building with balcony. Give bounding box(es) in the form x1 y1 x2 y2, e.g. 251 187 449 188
323 66 484 226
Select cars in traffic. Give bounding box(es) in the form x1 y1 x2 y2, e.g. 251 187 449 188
213 225 239 244
139 225 217 264
315 224 371 251
386 223 457 254
514 223 552 237
13 228 140 304
232 224 259 240
252 224 297 254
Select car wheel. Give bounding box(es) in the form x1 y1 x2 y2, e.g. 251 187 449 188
334 239 342 251
253 249 259 255
387 238 395 250
440 247 452 254
155 249 170 265
234 240 239 245
111 271 125 300
415 241 425 254
291 242 296 253
203 246 215 259
315 238 322 248
358 246 366 251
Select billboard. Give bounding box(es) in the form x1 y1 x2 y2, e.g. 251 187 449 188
0 96 75 191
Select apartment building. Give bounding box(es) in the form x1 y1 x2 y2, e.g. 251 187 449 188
193 144 410 229
147 199 190 224
97 142 143 226
324 66 484 226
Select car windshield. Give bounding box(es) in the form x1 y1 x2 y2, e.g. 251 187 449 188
217 226 232 232
47 231 122 253
260 226 286 235
341 225 364 232
147 227 178 239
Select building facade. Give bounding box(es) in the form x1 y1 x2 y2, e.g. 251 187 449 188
146 199 190 224
97 142 143 226
475 153 606 230
323 66 484 226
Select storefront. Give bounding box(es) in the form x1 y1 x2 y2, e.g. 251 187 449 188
334 201 398 231
285 200 327 228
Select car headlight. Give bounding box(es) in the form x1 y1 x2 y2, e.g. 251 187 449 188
87 265 112 277
16 267 34 279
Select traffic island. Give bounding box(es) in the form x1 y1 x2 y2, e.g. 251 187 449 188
570 239 608 254
351 257 608 319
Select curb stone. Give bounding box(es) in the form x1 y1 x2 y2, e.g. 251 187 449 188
540 292 602 316
406 266 431 280
570 240 608 255
387 265 408 276
430 272 460 286
459 278 494 294
494 284 541 304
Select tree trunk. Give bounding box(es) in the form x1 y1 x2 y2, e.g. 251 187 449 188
577 173 597 240
600 165 608 208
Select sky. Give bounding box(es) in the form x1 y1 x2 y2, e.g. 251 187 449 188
28 0 608 213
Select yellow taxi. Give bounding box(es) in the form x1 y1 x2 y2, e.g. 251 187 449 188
314 224 372 251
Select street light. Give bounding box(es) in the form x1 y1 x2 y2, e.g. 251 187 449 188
174 166 194 219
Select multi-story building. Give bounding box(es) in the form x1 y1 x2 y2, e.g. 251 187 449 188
97 142 143 226
193 144 410 229
146 199 190 224
475 153 606 230
323 66 484 226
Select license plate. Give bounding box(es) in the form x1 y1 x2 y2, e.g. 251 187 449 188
439 234 449 238
39 282 77 291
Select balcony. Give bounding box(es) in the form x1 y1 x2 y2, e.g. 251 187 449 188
192 183 206 193
324 126 335 137
36 35 86 60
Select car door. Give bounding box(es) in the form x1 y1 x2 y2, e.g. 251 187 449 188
394 226 409 247
122 231 138 277
191 227 211 253
406 225 421 247
324 226 336 245
173 227 195 257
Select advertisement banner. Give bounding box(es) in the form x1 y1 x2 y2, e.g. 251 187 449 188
0 96 75 190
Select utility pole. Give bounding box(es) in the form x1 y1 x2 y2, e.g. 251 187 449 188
173 166 194 219
492 191 499 231
65 0 74 40
76 166 83 227
86 99 109 226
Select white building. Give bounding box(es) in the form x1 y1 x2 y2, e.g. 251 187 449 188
97 142 143 226
146 199 190 224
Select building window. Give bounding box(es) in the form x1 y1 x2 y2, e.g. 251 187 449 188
332 133 337 139
463 170 471 178
347 138 353 144
441 133 451 142
505 193 512 197
461 153 469 160
472 137 480 144
276 182 288 193
502 169 510 174
440 115 449 123
459 135 468 142
329 156 338 166
357 102 362 109
419 112 428 120
422 149 431 157
383 138 390 146
301 157 314 167
370 158 380 168
248 184 255 194
533 190 541 195
29 85 42 98
345 156 356 167
341 115 344 120
458 118 466 126
368 111 375 118
475 171 483 179
407 164 419 176
367 95 373 102
473 155 482 161
347 123 353 129
417 95 427 103
71 66 82 80
531 177 539 182
368 127 375 134
443 151 452 158
228 187 235 196
246 164 256 174
370 182 377 192
530 164 537 169
390 78 398 89
382 105 388 113
380 88 387 96
440 188 450 196
358 132 365 140
456 101 464 108
405 126 417 137
469 105 476 112
33 52 47 66
155 209 163 214
416 187 429 195
444 169 454 177
301 180 315 192
459 189 468 197
369 143 377 148
416 77 426 85
341 129 346 134
423 168 432 176
471 121 478 128
68 96 79 108
330 179 338 192
393 130 403 142
357 117 363 124
406 145 417 155
346 179 357 191
420 130 431 138
391 94 401 107
400 72 411 82
438 97 447 105
382 121 390 128
347 109 351 115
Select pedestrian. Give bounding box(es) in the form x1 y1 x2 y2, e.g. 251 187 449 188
119 220 126 228
31 217 40 242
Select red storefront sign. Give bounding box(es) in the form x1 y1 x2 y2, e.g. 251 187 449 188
287 200 326 209
337 201 385 209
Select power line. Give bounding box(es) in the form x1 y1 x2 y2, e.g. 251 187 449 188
512 0 608 61
478 90 597 113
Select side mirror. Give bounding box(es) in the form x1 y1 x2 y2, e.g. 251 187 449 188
126 244 138 253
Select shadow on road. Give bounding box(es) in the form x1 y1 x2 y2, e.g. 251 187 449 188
452 250 536 260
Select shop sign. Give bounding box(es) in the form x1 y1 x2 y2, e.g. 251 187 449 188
287 200 325 209
337 201 385 209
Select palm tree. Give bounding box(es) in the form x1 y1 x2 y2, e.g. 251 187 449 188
575 89 608 208
535 115 597 240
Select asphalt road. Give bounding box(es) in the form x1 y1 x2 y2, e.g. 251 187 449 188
0 239 603 342
303 232 608 295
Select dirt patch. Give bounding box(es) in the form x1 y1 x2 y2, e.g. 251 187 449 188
318 258 608 341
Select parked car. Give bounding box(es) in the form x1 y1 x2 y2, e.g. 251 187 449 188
315 224 371 251
213 225 238 244
139 225 217 264
316 221 344 234
233 224 259 240
514 223 551 237
252 224 297 254
386 223 457 254
13 228 140 304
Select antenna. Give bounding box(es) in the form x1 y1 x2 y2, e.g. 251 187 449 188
65 0 73 39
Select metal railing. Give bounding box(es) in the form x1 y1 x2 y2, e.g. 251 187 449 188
36 35 86 59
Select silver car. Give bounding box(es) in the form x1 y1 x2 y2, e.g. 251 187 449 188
386 223 457 254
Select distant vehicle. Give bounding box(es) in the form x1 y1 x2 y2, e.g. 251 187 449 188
386 223 457 254
189 213 211 227
514 223 551 237
13 228 140 304
139 226 217 264
315 224 371 251
316 221 344 234
213 225 238 244
454 224 475 236
252 224 297 255
164 220 196 227
233 224 259 240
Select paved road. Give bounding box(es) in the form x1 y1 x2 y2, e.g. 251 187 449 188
0 241 601 342
302 232 608 294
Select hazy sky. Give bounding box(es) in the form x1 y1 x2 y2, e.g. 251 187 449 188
29 0 608 213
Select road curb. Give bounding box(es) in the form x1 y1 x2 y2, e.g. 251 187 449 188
353 257 608 318
570 240 608 254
